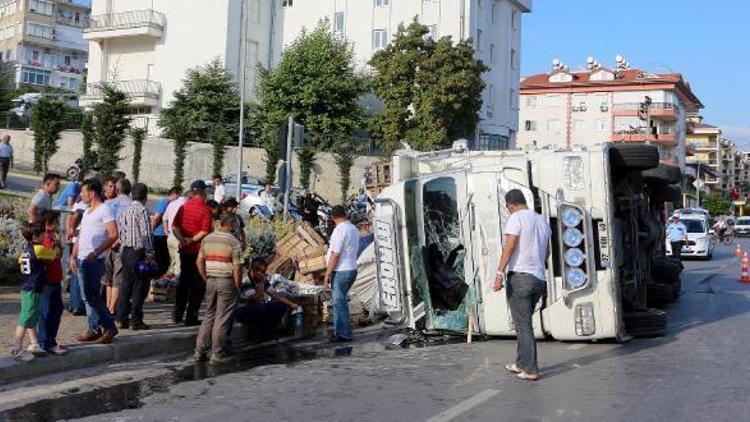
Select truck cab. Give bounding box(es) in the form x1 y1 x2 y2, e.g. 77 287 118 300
374 142 682 341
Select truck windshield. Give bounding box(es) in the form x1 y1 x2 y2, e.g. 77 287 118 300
684 220 706 233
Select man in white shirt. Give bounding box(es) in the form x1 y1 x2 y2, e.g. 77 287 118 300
0 134 13 189
667 213 688 261
212 175 226 204
494 189 551 381
324 205 360 342
27 173 61 222
162 192 188 278
70 178 119 344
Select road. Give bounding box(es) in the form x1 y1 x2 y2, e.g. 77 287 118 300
2 242 749 421
4 173 41 194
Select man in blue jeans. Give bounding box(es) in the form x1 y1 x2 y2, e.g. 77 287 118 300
69 178 120 344
324 205 360 343
493 189 551 381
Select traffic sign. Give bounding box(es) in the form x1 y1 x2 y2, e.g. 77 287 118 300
692 179 705 190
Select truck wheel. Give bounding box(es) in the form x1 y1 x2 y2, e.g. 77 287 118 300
610 144 659 171
651 184 681 203
647 282 675 306
643 164 682 185
652 258 682 283
624 308 668 337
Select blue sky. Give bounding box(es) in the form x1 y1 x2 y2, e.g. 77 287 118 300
521 1 750 148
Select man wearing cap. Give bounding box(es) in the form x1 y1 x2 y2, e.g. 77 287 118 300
667 213 688 261
172 180 213 325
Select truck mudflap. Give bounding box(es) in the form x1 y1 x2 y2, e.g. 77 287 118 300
374 198 409 325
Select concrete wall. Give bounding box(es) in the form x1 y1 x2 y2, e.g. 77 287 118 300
5 129 381 202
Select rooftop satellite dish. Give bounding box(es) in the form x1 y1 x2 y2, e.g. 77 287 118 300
586 56 594 64
615 54 624 63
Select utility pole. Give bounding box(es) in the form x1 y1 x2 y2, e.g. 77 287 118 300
283 116 294 222
235 0 247 200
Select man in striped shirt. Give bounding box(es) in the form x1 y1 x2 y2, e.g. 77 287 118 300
115 183 154 330
195 212 242 363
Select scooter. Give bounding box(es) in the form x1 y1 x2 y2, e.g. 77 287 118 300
66 152 100 181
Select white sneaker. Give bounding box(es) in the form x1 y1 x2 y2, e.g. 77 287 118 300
26 344 48 357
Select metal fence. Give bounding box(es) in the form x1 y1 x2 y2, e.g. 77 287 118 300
86 9 166 32
0 111 83 130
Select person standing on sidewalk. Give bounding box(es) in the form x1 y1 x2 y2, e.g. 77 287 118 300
212 175 226 204
0 135 13 189
667 213 688 261
27 173 61 223
70 178 119 344
151 187 181 277
37 210 67 356
194 212 243 364
115 183 154 331
324 205 360 343
103 178 132 314
162 190 188 278
493 189 551 382
172 180 213 326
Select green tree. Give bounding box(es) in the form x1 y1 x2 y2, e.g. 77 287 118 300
80 113 95 179
159 59 240 185
333 138 358 202
30 96 67 174
91 83 131 178
255 21 368 189
370 21 487 152
129 126 147 183
703 193 732 217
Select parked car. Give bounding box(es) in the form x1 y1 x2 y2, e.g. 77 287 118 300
666 214 715 260
735 217 750 237
206 174 266 200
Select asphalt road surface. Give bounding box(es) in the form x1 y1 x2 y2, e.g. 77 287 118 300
3 241 750 422
4 174 40 194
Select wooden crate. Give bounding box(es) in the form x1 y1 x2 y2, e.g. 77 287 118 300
299 255 326 275
277 234 308 258
297 222 326 246
148 284 176 303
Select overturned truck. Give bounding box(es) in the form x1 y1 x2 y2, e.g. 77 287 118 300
373 142 683 341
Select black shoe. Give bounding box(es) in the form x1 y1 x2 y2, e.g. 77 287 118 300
71 309 87 316
328 336 352 344
184 319 201 327
193 351 209 363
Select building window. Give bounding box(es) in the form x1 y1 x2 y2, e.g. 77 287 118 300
595 119 607 132
489 43 495 64
29 0 53 16
487 84 494 109
510 48 518 70
573 120 586 132
525 120 537 131
491 4 497 24
525 96 537 107
282 0 293 7
509 88 515 110
372 29 388 49
375 0 389 6
545 94 562 107
64 55 71 66
27 23 54 40
426 24 438 40
334 12 345 33
21 67 50 86
476 29 482 51
547 119 560 133
511 10 519 30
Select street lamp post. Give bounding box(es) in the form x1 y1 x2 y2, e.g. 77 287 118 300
235 0 247 200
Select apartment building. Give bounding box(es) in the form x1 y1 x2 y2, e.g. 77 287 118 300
685 117 723 195
0 0 90 90
275 0 532 150
518 56 703 169
82 0 272 131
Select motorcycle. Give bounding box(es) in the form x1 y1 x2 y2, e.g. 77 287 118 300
66 152 100 181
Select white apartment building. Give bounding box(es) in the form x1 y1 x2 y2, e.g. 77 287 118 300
83 0 531 144
82 0 273 131
275 0 532 149
518 57 703 169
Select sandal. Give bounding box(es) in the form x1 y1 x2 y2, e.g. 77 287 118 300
505 363 522 374
49 345 68 356
516 371 539 381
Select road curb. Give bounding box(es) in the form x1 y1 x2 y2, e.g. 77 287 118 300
0 327 199 385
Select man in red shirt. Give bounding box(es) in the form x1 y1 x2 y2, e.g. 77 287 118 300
172 180 213 325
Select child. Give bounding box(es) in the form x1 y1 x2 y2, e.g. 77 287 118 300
207 199 221 228
13 222 56 361
221 198 246 247
38 210 67 355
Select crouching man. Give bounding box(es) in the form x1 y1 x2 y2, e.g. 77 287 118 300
234 258 299 337
194 212 243 364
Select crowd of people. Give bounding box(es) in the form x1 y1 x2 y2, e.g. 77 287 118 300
11 172 362 365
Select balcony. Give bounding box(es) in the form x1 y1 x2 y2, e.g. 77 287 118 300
80 80 161 107
612 102 678 120
84 10 165 40
610 132 677 146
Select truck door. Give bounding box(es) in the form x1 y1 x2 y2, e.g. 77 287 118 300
478 161 546 338
414 171 476 333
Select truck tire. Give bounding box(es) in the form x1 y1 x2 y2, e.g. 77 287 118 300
624 308 668 337
672 278 682 300
647 282 675 306
652 258 682 283
643 164 682 185
651 184 681 203
610 144 659 171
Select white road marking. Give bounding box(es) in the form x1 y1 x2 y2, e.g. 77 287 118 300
426 389 500 422
566 343 586 350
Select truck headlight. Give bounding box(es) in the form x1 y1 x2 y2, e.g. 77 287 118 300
562 208 583 228
563 228 584 247
564 248 585 267
567 268 587 289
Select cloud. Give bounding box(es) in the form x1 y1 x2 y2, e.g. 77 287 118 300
719 126 750 149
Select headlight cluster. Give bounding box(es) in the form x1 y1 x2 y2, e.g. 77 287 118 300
561 206 588 290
